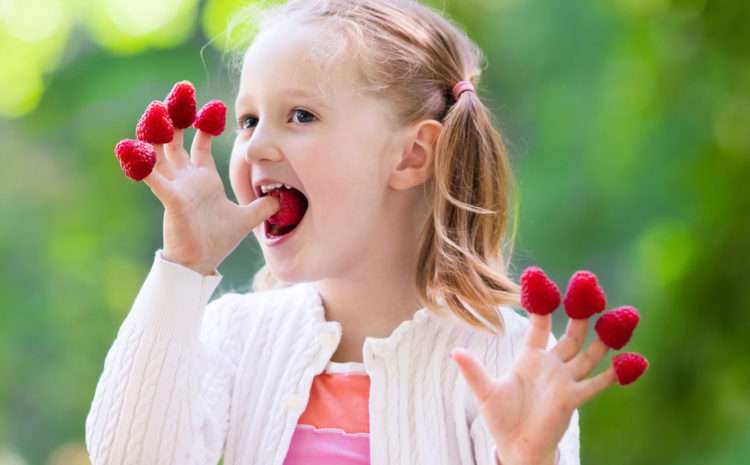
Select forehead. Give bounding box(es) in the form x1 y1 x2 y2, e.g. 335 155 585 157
235 21 352 106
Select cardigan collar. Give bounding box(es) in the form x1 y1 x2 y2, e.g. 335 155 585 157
293 280 455 355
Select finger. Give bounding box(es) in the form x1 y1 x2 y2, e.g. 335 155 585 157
190 129 216 168
575 366 618 405
152 144 175 180
241 195 280 230
553 318 590 362
164 128 189 170
449 347 494 404
142 169 174 204
524 313 553 351
568 338 609 381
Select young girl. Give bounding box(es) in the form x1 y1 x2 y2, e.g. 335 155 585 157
86 1 623 464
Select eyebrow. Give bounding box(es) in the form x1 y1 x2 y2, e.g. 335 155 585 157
234 88 330 113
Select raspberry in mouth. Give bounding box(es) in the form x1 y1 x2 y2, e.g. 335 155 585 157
260 185 309 237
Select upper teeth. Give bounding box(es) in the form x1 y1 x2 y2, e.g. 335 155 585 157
260 182 292 194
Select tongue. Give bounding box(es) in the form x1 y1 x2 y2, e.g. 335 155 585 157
266 186 308 228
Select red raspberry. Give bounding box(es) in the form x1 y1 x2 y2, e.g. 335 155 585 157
520 266 561 315
114 139 156 181
594 306 640 349
194 99 226 136
563 270 607 319
266 187 307 226
136 100 174 144
612 352 649 385
165 80 197 129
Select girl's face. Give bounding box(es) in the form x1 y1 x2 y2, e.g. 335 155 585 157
229 22 404 282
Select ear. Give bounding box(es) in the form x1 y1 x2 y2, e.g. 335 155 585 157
388 119 443 191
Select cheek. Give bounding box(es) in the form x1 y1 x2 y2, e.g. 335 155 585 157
310 161 384 233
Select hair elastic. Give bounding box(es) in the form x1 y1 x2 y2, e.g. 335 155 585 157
452 80 475 100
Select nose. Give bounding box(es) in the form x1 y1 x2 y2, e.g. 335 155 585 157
241 123 283 165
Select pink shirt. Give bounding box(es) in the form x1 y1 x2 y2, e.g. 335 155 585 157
283 361 371 465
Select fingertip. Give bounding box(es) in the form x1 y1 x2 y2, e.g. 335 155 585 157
531 312 552 327
608 367 620 385
189 128 217 167
141 170 155 189
266 194 281 211
151 142 163 155
143 168 160 185
170 127 184 145
192 127 212 152
144 169 169 193
196 127 210 141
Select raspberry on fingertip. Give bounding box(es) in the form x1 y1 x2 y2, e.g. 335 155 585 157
520 266 561 315
612 352 649 385
136 101 175 144
194 100 227 136
165 80 197 129
563 270 607 319
114 139 156 181
595 306 640 350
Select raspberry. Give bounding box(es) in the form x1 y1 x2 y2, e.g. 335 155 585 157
194 99 226 136
114 139 156 181
594 306 640 349
136 100 174 144
520 266 561 315
612 352 649 385
266 187 307 226
165 80 197 129
563 270 607 319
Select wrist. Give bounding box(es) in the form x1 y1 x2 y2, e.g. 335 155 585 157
495 446 560 465
192 263 220 276
161 251 218 276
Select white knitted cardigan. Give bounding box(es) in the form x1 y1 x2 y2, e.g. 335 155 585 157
85 249 580 465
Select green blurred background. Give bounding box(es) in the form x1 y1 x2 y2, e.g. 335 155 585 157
1 0 748 463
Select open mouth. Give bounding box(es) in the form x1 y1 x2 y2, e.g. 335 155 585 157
259 185 309 238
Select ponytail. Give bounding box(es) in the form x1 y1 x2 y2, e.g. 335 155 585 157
415 76 521 335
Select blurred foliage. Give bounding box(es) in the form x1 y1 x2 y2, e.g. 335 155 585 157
0 0 748 464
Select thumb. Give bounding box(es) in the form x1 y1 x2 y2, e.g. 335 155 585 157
450 347 495 404
241 195 280 230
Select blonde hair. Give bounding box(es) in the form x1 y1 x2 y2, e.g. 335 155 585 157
224 0 521 335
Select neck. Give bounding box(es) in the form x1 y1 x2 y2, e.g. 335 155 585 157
314 196 427 363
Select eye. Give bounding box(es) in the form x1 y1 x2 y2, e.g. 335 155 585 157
291 108 317 124
237 115 258 130
236 108 317 132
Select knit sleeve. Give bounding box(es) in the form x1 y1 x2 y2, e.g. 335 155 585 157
85 248 243 465
470 313 581 465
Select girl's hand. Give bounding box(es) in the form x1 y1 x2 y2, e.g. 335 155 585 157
142 127 280 275
450 313 618 465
